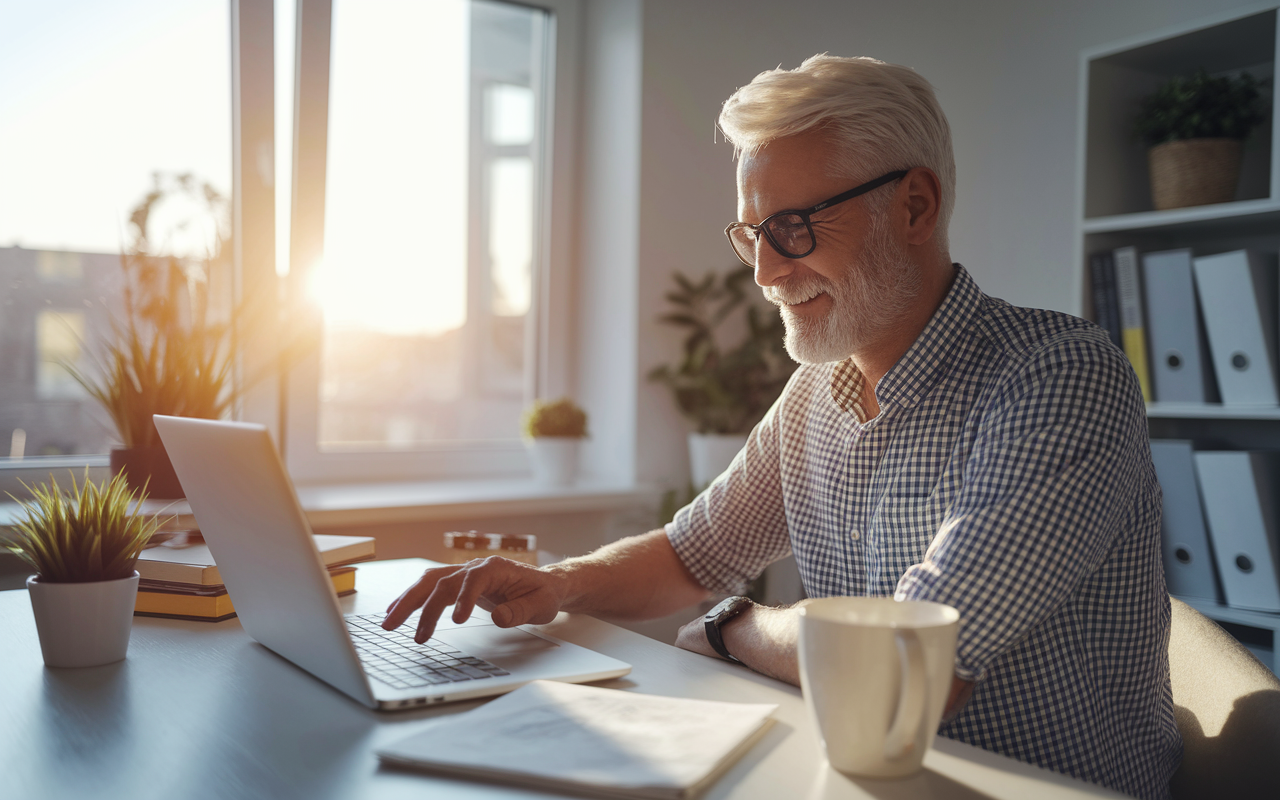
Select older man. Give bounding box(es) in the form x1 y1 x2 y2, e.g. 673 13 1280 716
384 56 1181 799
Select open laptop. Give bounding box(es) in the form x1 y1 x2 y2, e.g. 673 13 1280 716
153 415 631 711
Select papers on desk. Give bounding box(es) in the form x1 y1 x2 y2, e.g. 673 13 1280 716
377 680 777 800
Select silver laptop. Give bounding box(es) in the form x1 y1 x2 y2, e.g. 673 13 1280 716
153 415 631 711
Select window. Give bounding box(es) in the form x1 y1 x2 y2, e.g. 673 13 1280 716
0 0 232 463
283 0 576 482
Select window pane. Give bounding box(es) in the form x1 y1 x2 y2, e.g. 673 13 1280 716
315 0 545 450
0 0 231 460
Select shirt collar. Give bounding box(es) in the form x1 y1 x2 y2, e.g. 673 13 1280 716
829 264 980 419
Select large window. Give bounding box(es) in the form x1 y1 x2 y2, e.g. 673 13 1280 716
284 0 570 482
0 0 232 463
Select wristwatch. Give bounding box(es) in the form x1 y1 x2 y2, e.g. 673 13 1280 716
703 595 754 662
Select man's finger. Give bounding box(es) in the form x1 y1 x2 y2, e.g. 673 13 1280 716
452 557 509 624
383 566 462 629
415 570 467 643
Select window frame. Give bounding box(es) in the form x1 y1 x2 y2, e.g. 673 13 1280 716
277 0 582 484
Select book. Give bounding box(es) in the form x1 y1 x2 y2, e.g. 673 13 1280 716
1090 251 1122 351
137 533 375 586
1114 246 1152 402
135 566 357 622
378 680 777 800
1192 250 1280 406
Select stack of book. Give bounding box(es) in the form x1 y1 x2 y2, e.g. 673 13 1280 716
135 533 375 621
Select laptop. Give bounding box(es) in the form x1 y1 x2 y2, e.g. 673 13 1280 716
153 415 631 711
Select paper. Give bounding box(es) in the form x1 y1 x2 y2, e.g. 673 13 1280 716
378 680 777 799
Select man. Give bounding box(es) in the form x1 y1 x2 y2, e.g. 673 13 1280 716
384 55 1181 799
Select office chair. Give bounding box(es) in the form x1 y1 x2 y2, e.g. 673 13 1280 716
1167 597 1280 799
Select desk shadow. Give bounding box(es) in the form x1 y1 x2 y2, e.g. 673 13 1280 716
38 660 135 764
808 763 994 800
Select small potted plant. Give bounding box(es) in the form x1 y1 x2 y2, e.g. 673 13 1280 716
522 398 588 486
649 266 796 487
5 471 162 667
1136 69 1269 210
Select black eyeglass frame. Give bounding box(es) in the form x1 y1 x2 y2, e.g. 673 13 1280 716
724 169 910 266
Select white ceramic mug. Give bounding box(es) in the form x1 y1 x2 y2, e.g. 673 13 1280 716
798 597 959 778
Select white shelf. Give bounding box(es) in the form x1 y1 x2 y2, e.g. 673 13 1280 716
1083 198 1280 234
1146 402 1280 420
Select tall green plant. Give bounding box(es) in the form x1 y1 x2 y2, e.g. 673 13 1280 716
4 471 162 583
1135 69 1269 147
649 266 797 434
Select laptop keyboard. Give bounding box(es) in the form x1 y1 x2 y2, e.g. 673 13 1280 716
345 613 511 690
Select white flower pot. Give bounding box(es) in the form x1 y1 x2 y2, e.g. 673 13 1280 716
688 432 749 489
527 438 580 486
27 571 140 668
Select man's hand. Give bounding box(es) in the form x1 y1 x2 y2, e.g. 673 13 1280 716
674 615 720 659
382 557 568 643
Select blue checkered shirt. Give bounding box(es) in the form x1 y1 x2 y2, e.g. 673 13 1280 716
667 265 1181 800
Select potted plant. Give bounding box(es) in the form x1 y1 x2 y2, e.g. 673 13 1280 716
5 471 162 667
649 266 797 487
1136 69 1269 210
522 398 588 486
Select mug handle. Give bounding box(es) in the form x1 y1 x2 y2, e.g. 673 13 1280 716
883 628 928 760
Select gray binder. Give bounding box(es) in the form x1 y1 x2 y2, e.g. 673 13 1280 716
1143 249 1215 403
1193 451 1280 612
1192 250 1279 406
1150 440 1221 602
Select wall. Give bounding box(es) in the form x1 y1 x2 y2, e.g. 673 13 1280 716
629 0 1266 488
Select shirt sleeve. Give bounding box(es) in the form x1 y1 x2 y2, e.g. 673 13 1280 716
894 332 1152 682
665 394 792 596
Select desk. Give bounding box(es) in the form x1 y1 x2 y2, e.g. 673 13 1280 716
0 559 1124 800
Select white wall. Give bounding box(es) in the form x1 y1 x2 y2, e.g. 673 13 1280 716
626 0 1266 489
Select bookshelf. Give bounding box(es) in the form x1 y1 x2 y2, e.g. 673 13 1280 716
1079 4 1280 675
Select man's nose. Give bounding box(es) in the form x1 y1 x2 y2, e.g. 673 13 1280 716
753 241 795 288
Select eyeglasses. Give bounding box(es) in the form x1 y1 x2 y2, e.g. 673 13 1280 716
724 170 908 267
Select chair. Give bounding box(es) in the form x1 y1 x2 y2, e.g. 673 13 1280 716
1167 597 1280 799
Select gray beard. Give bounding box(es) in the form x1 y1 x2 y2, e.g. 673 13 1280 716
763 214 921 365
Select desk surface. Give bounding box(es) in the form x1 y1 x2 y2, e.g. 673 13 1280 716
0 559 1125 800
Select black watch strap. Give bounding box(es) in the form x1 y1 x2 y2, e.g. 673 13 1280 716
704 596 753 662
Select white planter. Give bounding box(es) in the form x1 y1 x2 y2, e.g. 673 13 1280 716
27 571 140 668
688 432 749 489
527 437 581 486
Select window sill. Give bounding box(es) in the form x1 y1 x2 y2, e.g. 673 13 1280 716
0 479 659 531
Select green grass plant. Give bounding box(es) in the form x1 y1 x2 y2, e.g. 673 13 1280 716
4 471 162 583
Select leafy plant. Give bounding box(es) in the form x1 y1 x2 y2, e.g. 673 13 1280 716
522 398 589 438
1135 69 1269 147
648 266 796 435
4 471 162 583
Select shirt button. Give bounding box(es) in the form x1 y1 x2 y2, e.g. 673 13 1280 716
850 529 861 541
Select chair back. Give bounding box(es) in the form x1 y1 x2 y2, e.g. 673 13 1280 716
1168 597 1280 799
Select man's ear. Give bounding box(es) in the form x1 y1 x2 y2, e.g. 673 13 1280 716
898 167 942 247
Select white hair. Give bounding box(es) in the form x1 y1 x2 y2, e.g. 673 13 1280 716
719 54 955 252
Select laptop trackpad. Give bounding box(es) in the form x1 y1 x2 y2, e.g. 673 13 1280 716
437 626 558 669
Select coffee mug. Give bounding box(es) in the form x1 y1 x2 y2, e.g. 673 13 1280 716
798 597 960 778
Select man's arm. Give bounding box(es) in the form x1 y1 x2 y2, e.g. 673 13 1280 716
382 529 710 642
675 600 975 720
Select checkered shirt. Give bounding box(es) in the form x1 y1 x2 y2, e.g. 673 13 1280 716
667 265 1181 800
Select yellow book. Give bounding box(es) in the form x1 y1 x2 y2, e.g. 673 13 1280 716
1114 246 1153 402
135 567 357 622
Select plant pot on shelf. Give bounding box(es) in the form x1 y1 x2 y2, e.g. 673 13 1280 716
1148 138 1243 211
27 571 140 668
526 437 580 486
110 444 184 499
688 432 749 489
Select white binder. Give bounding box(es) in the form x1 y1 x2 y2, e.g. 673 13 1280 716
1143 249 1215 403
1192 250 1279 406
1193 451 1280 612
1150 440 1221 602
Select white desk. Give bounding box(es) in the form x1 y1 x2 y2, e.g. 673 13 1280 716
0 559 1124 800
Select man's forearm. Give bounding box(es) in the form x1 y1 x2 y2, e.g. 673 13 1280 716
546 529 710 621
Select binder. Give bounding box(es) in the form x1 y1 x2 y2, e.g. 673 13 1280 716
1142 249 1216 403
1090 251 1122 351
1193 451 1280 612
1149 440 1221 602
1114 246 1152 402
1192 250 1280 406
